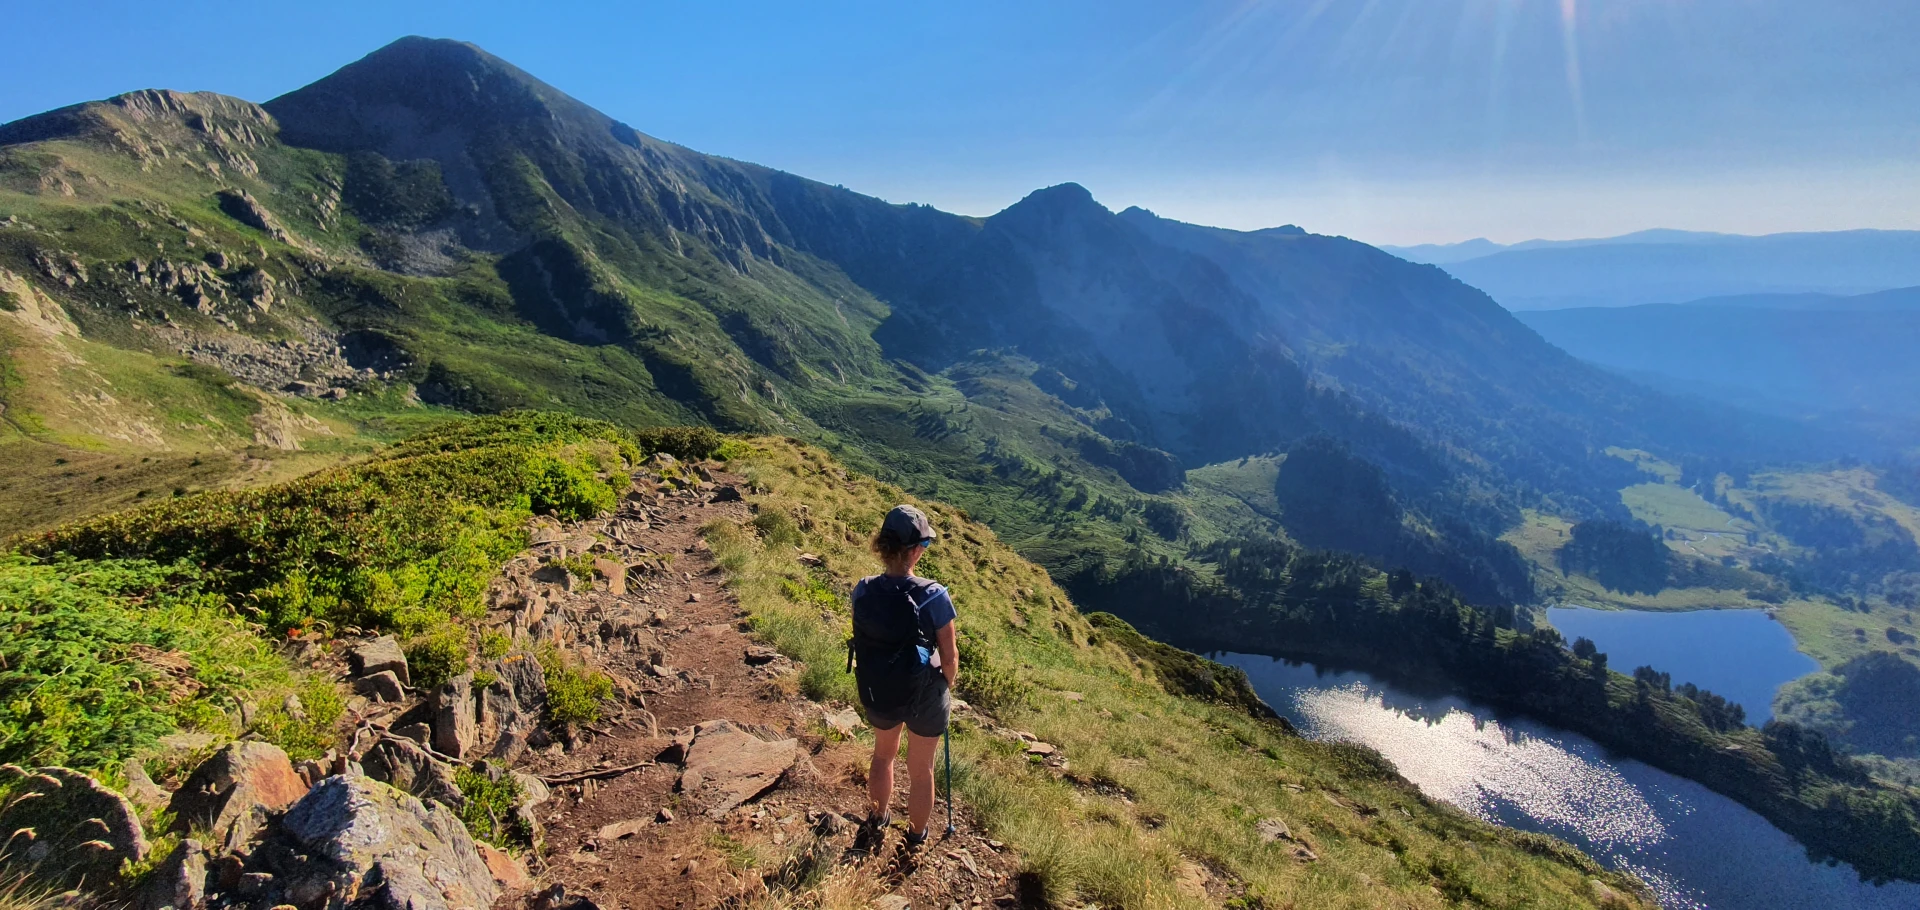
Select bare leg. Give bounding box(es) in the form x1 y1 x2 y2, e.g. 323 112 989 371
906 731 940 835
869 723 904 820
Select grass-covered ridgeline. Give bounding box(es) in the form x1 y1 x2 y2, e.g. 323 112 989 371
18 412 638 634
706 435 1650 909
1074 541 1920 885
1 413 644 773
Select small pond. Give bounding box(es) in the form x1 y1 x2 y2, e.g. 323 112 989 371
1545 606 1819 722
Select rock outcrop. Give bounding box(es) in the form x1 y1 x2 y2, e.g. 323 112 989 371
361 735 462 806
349 635 410 685
274 775 498 910
138 838 209 910
166 741 309 851
678 720 802 816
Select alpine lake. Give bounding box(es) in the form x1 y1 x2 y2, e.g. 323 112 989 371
1215 606 1920 909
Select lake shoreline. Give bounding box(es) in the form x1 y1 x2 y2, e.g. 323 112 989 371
1220 651 1920 910
1109 608 1920 886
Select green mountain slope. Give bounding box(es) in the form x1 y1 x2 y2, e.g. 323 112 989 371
0 37 1505 601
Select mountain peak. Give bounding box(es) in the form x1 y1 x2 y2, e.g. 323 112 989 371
265 36 589 153
998 183 1110 221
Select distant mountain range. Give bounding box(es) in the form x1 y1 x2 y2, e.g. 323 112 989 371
1518 287 1920 426
1382 230 1920 310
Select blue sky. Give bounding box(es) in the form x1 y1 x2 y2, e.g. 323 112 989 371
5 1 1916 244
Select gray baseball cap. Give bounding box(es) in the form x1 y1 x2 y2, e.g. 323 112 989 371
881 504 937 545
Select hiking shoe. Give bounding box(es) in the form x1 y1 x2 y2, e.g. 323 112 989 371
865 810 892 830
905 827 929 848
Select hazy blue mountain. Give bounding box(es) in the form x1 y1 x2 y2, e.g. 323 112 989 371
1667 286 1920 312
1394 229 1920 310
1382 229 1734 266
1116 208 1811 510
1518 296 1920 423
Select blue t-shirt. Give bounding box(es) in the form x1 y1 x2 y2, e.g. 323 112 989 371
852 574 955 667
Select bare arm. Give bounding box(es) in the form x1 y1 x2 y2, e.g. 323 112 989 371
936 621 958 688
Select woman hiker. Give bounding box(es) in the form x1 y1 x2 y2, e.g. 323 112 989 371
850 504 958 847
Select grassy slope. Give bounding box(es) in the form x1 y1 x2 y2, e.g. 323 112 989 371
712 436 1648 910
1 415 1651 908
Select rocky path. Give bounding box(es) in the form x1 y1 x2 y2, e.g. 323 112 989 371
488 459 1021 910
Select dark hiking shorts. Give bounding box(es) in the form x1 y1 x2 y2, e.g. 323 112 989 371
864 671 951 738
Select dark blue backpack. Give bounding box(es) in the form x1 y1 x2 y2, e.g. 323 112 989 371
848 576 934 713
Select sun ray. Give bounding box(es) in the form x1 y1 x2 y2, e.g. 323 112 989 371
1560 0 1589 143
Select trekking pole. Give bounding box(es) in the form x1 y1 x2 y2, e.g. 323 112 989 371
944 725 956 836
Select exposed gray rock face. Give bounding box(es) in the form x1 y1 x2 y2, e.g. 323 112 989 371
137 837 208 910
215 188 291 242
350 635 410 685
277 775 498 910
361 736 462 807
477 654 548 763
353 669 406 703
123 756 172 814
0 764 148 892
678 720 801 816
167 741 310 851
432 671 478 759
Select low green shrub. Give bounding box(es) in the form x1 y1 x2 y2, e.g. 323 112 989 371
539 645 613 726
635 425 725 461
553 552 598 581
478 628 512 660
0 556 298 770
453 763 534 848
530 454 618 521
956 634 1033 714
404 628 471 690
247 675 346 761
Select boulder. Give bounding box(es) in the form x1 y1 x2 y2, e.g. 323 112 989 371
477 655 548 763
278 775 498 910
362 736 462 807
167 742 309 852
477 841 532 891
349 636 410 686
678 720 801 816
432 672 478 759
214 189 289 242
137 837 208 910
122 757 171 814
532 884 601 910
592 558 627 596
0 765 147 892
595 818 650 842
1255 817 1293 843
352 670 405 703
